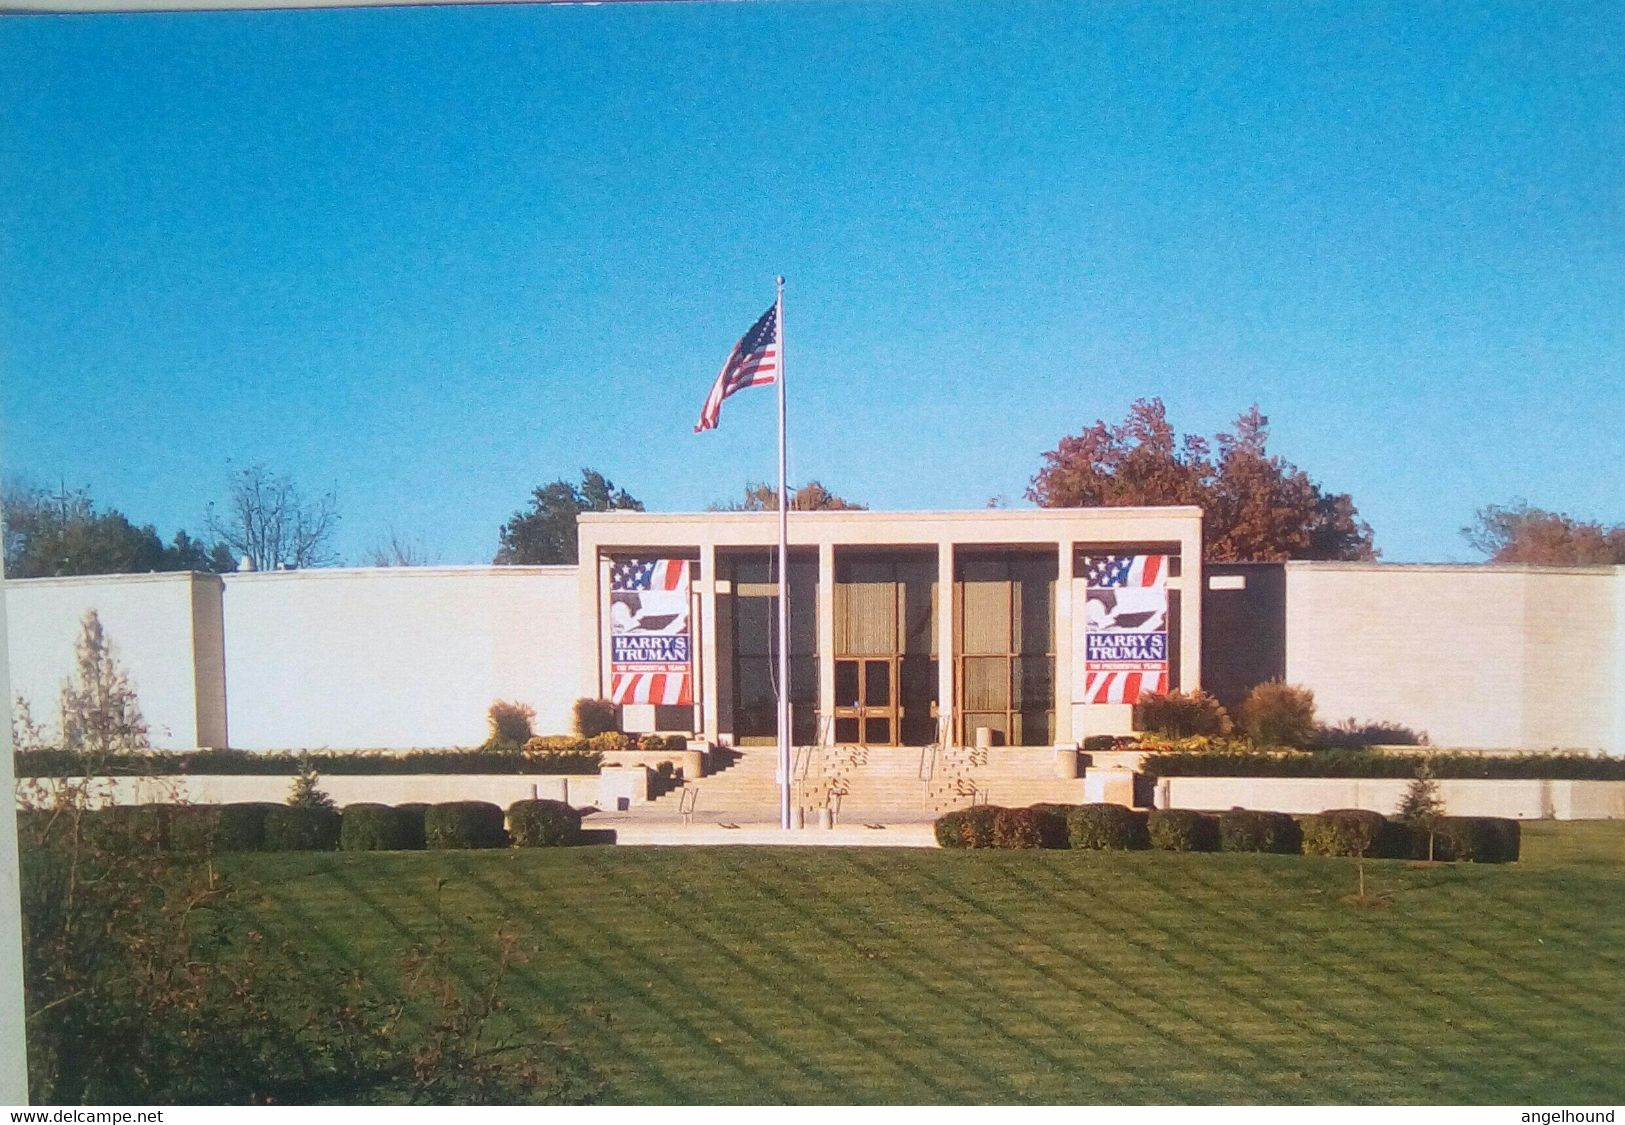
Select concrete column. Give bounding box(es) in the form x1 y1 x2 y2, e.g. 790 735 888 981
699 542 721 744
1053 540 1074 746
577 542 603 704
1180 525 1202 694
817 542 836 744
936 540 955 746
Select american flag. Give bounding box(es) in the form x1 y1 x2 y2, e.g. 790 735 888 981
1083 553 1169 705
611 558 690 593
694 302 779 433
609 558 693 706
1082 554 1166 589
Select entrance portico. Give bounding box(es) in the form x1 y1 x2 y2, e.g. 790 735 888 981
578 508 1204 748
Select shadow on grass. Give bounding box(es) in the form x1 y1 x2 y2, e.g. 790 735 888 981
457 861 815 1104
844 851 1306 1104
702 850 1043 1102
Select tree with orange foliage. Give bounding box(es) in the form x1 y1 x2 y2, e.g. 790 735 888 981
1028 399 1375 562
1463 501 1625 565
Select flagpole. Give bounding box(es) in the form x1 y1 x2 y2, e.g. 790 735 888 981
775 275 791 831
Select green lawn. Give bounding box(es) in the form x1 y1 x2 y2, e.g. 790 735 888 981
231 822 1625 1105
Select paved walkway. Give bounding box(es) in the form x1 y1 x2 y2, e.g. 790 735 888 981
584 806 939 847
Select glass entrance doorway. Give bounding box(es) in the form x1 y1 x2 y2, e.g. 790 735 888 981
833 552 937 745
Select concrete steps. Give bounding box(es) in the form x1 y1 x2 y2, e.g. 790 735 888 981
645 742 1095 821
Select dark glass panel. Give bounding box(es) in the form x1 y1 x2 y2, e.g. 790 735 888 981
1016 710 1052 747
835 661 860 708
1013 656 1054 710
864 660 892 707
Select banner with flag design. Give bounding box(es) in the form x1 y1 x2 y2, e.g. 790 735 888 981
608 558 694 706
1080 554 1170 705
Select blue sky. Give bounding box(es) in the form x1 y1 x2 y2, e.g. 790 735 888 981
1 0 1621 564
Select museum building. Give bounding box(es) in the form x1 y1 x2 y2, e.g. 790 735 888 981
5 506 1622 762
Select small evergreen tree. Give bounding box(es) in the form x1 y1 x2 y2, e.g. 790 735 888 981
58 610 148 759
1397 761 1446 861
287 756 336 811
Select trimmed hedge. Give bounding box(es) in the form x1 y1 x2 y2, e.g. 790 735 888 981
395 803 429 851
1143 750 1625 780
424 801 508 849
1024 804 1075 848
340 804 421 851
1065 804 1148 850
16 745 605 777
1434 816 1521 863
213 802 282 851
934 806 1003 849
1147 809 1218 852
263 806 341 852
991 807 1047 849
507 799 582 847
1299 809 1389 858
1217 809 1302 854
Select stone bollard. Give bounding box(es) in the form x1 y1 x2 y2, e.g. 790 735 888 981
1054 748 1079 779
817 807 833 830
681 749 705 780
793 806 806 829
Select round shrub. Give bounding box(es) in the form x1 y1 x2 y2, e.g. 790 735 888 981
1133 690 1233 738
424 801 507 849
1147 808 1218 852
1299 809 1388 858
1217 809 1302 854
394 803 429 850
991 807 1047 849
1066 804 1148 850
507 799 582 847
573 696 618 737
263 806 341 851
1238 681 1317 748
1434 816 1520 863
933 806 1002 849
340 803 419 851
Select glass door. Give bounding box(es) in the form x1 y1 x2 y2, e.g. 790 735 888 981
834 657 896 745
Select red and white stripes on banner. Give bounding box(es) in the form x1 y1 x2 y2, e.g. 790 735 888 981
1084 669 1169 705
609 670 691 706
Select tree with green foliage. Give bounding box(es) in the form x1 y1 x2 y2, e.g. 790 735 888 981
1397 761 1446 861
287 756 336 811
1463 500 1625 565
3 483 233 578
1028 399 1376 561
494 469 643 565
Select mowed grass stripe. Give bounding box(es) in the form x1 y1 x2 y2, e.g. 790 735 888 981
231 827 1625 1105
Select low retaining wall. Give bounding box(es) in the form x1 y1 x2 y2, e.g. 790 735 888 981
16 768 650 811
1157 776 1625 820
